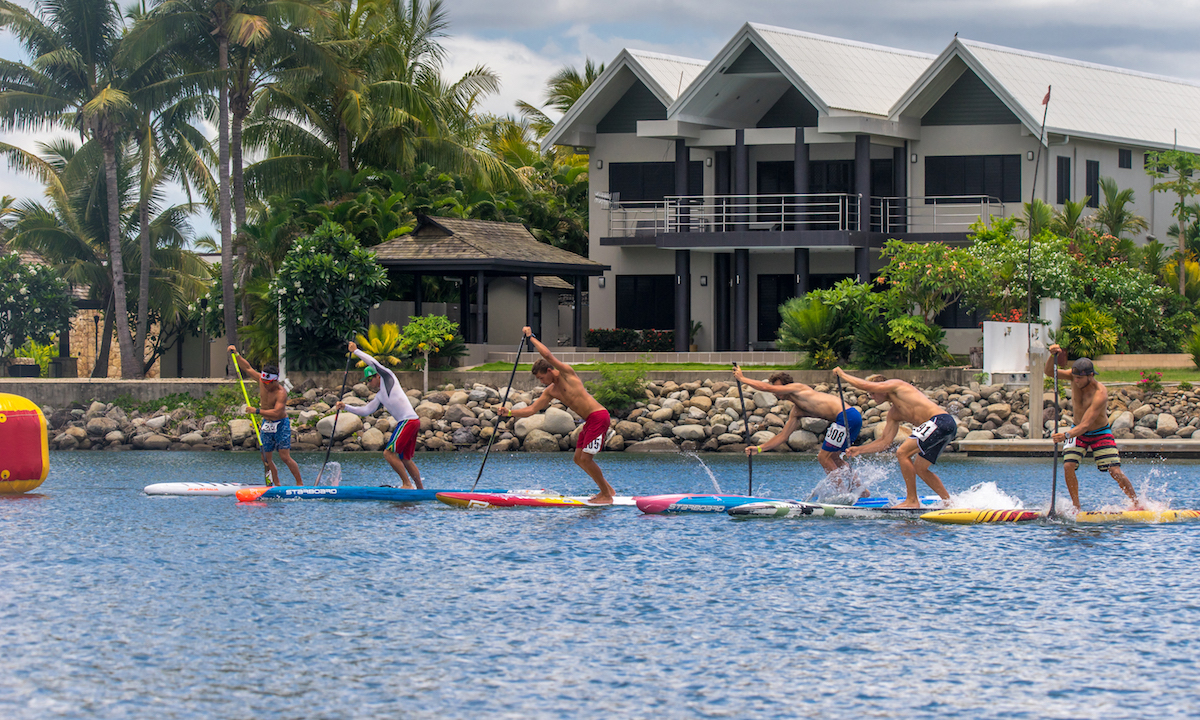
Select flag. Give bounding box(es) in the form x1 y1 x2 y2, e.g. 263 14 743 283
1042 86 1051 105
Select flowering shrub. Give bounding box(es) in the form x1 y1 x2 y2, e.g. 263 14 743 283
0 251 74 357
584 328 674 352
1138 370 1164 393
875 239 981 321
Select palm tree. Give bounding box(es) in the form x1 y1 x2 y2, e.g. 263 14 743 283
0 0 146 376
543 59 605 115
1091 177 1148 239
1050 197 1090 241
1015 199 1054 238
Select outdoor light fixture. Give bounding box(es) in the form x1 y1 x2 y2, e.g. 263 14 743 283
910 153 918 163
597 277 606 289
705 157 713 167
1027 151 1035 160
700 275 708 286
595 159 603 169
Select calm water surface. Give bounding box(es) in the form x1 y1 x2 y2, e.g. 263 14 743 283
2 450 1198 719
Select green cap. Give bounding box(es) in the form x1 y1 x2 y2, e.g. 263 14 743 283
363 365 378 380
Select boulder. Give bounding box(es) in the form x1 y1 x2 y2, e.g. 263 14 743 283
642 421 672 438
672 424 707 441
229 419 254 445
86 417 119 436
650 407 674 422
1156 413 1179 437
514 415 545 439
444 405 476 424
687 396 713 412
142 434 172 450
1133 426 1160 440
145 415 168 431
752 391 777 409
542 407 577 436
717 433 745 445
360 427 386 451
786 429 819 451
715 397 753 414
749 430 775 446
994 424 1023 439
624 437 680 453
105 430 126 444
180 432 205 445
316 413 363 440
105 407 128 424
297 410 319 426
523 429 561 452
54 432 78 450
84 401 107 419
451 428 476 446
342 396 367 407
448 391 470 406
615 420 643 441
1132 405 1154 420
414 402 445 420
986 403 1012 421
605 433 625 451
964 429 996 442
423 391 451 405
800 417 829 435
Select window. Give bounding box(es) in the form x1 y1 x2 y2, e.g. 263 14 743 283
609 162 703 202
1119 149 1132 169
1056 156 1071 204
934 298 983 329
615 275 674 330
1085 160 1100 208
925 155 1020 203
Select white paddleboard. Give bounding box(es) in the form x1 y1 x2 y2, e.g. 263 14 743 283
144 482 255 496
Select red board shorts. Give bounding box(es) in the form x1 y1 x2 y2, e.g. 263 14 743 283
386 418 419 460
578 409 612 456
1062 428 1121 471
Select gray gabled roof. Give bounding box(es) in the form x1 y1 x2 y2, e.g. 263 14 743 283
541 49 707 151
893 37 1200 152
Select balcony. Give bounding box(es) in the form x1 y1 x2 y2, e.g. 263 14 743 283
600 193 1005 247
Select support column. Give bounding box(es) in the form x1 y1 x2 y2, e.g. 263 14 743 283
414 273 423 316
714 253 731 351
475 271 486 345
675 138 690 231
735 129 748 231
675 250 691 352
459 273 470 342
525 274 535 332
855 247 870 283
855 134 871 232
715 149 731 231
794 128 809 229
733 248 750 351
893 145 908 233
573 276 584 347
794 248 809 300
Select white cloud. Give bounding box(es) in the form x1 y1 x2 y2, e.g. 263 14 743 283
442 35 567 120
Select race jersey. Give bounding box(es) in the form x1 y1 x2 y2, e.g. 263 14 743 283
343 349 418 422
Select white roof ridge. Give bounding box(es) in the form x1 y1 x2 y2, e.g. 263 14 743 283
959 37 1200 90
626 48 709 67
749 22 936 60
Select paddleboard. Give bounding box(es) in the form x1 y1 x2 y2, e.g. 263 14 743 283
635 494 941 515
728 499 938 519
145 482 254 497
921 508 1200 524
435 491 636 509
234 486 505 503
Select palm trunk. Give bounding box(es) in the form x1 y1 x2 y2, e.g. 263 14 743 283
1180 208 1187 297
135 135 151 378
91 290 115 378
338 119 350 172
102 133 139 379
232 101 251 324
219 36 238 357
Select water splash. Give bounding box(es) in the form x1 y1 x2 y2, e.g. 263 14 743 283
947 481 1024 510
681 451 723 494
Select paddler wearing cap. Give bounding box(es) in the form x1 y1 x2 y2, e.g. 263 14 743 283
1046 344 1140 510
333 341 423 489
229 345 304 485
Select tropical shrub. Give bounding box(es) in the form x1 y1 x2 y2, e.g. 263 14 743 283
641 329 675 352
0 251 74 357
273 222 389 370
355 323 404 368
13 338 55 377
1057 301 1119 359
776 297 853 367
585 328 640 352
875 239 981 322
1138 370 1164 393
585 358 649 414
1187 325 1200 370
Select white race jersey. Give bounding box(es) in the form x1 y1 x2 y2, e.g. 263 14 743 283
343 349 418 421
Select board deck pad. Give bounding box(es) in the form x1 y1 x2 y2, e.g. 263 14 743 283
435 491 636 509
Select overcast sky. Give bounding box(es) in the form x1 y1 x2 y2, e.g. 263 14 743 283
4 0 1200 238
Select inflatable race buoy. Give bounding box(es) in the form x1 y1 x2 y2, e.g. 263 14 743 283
0 393 49 494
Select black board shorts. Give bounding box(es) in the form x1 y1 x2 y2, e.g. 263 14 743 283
909 413 957 465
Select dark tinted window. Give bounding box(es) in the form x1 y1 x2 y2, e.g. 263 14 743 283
609 162 703 202
1118 149 1132 169
925 155 1020 203
1056 156 1071 204
615 275 675 330
1085 160 1100 208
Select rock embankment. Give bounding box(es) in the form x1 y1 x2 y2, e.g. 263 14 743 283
42 379 1199 453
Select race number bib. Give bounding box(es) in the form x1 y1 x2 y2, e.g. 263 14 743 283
911 420 937 441
260 420 280 434
1064 435 1077 449
825 422 848 448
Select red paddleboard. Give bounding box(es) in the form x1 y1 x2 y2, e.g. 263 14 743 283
436 491 634 509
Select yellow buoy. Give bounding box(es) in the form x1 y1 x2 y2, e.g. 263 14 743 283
0 392 49 494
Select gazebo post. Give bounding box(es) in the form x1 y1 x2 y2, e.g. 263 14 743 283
476 270 486 345
573 276 584 348
414 273 423 316
526 274 535 334
459 273 470 341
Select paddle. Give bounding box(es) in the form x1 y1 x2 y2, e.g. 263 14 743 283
231 350 270 487
807 374 852 502
733 362 752 496
316 347 355 486
471 332 527 491
1048 350 1064 520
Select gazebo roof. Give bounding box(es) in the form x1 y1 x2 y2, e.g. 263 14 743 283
372 216 609 276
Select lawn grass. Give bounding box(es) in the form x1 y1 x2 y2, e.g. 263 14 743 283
1088 368 1200 384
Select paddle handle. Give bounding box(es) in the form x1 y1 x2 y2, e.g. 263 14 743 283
733 362 752 496
231 350 269 487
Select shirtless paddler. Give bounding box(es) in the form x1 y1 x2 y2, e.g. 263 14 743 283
499 326 616 504
229 345 303 486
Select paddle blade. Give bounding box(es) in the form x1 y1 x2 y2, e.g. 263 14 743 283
322 462 343 487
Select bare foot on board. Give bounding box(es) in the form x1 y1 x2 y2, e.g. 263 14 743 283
587 494 614 505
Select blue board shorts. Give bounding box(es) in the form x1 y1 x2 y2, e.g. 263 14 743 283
259 416 292 452
821 407 863 452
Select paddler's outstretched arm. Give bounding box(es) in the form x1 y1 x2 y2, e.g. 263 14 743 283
833 367 897 395
1045 343 1073 380
228 345 262 381
846 412 900 458
499 390 552 420
524 326 575 377
335 341 382 416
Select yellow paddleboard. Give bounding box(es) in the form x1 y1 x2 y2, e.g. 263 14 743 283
1075 509 1200 524
921 508 1040 525
923 508 1200 525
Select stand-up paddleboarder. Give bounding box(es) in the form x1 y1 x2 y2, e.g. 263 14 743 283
499 327 616 504
229 346 303 485
732 368 862 483
1045 345 1140 510
333 341 423 489
833 368 954 508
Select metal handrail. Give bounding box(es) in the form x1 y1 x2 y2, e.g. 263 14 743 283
871 196 1005 234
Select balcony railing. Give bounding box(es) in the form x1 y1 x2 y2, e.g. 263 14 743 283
603 193 1004 238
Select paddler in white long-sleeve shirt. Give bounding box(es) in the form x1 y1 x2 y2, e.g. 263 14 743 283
333 341 423 489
